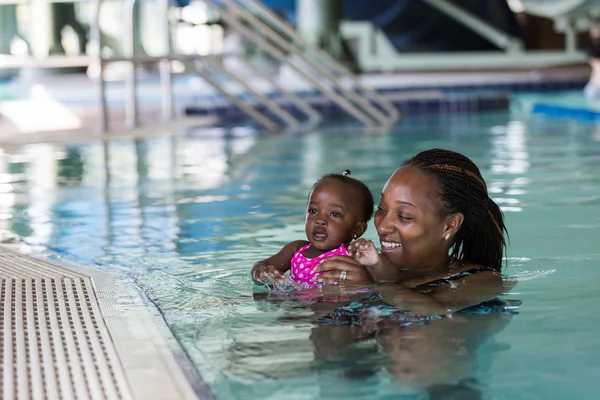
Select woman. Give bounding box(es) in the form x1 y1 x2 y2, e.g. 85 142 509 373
584 25 600 101
313 148 515 314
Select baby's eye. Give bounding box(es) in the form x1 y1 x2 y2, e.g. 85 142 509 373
308 208 317 215
331 211 341 218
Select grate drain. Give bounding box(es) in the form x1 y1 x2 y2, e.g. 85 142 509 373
0 254 133 400
0 247 202 400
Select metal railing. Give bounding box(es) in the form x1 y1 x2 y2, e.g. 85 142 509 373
0 0 400 132
238 0 400 123
207 0 400 129
116 0 307 132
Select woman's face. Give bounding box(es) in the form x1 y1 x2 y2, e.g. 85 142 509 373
374 166 448 271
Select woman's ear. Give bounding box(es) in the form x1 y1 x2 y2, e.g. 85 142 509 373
353 222 368 239
444 212 464 239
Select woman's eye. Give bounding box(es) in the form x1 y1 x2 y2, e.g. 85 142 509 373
397 214 412 221
376 206 385 213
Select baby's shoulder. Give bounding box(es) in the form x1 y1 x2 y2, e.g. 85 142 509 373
285 240 310 253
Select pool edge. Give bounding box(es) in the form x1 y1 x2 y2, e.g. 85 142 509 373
0 243 213 400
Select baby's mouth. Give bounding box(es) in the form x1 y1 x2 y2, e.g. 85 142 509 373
313 229 328 241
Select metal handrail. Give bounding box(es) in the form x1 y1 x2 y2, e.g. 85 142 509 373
158 0 173 121
2 0 394 132
123 0 138 128
206 0 380 128
218 0 388 128
0 55 92 69
91 0 107 133
237 0 399 124
226 55 321 125
1 0 312 133
238 0 400 123
118 0 297 132
187 61 280 132
203 59 301 129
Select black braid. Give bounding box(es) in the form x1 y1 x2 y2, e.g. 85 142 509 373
403 149 508 271
312 171 375 222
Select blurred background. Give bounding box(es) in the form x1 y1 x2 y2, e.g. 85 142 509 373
1 0 600 140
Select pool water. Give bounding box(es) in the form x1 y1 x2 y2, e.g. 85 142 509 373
1 109 599 399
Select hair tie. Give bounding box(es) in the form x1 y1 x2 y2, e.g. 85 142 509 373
343 169 351 176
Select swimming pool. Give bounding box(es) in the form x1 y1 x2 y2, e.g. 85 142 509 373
1 107 599 399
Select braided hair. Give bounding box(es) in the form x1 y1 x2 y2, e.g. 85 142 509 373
313 170 375 222
403 149 508 271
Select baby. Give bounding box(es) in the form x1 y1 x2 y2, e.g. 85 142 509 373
251 170 374 288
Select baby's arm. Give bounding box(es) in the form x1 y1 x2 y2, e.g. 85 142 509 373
348 239 402 282
251 240 307 285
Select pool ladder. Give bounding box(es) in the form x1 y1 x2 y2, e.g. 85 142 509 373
0 0 400 132
201 0 400 132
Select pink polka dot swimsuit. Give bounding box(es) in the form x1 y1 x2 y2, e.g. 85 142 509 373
290 243 349 287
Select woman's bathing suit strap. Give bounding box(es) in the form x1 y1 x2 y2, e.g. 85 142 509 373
415 266 497 291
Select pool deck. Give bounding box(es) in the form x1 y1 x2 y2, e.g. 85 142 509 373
0 242 209 400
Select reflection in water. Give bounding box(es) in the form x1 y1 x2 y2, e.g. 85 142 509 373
488 120 529 214
490 120 530 175
245 289 514 399
25 144 58 247
0 150 16 232
57 147 85 186
376 315 511 398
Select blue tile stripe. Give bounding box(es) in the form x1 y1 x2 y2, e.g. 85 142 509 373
531 103 600 122
184 78 590 126
185 92 510 125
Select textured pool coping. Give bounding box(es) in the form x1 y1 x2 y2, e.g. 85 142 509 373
0 244 212 400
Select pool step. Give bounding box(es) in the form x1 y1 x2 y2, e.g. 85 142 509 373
0 246 204 400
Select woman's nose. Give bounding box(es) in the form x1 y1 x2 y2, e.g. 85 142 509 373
376 215 393 234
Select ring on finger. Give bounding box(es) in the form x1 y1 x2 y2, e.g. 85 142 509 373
340 271 347 280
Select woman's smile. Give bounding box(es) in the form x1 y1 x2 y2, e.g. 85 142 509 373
380 240 403 252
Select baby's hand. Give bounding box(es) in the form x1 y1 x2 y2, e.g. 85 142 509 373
252 264 286 285
348 239 381 267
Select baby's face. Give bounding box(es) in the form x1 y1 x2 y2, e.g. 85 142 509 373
305 179 362 251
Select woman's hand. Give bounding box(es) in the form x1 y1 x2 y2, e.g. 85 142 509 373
348 238 381 267
311 255 374 286
251 263 286 285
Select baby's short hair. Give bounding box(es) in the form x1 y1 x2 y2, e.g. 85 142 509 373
314 170 374 222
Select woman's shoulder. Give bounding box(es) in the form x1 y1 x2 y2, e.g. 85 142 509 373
447 260 499 278
421 260 515 295
404 260 500 289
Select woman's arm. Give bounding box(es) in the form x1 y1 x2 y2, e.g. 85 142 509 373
364 255 402 282
377 271 515 316
251 240 307 284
